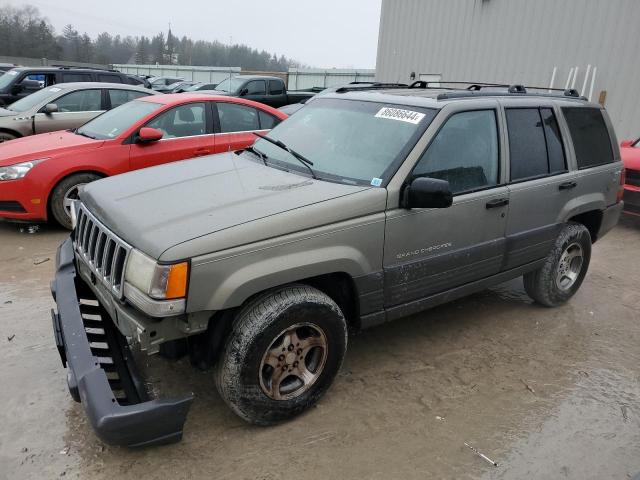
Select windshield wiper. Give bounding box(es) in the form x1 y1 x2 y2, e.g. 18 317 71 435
244 145 268 166
253 132 317 179
75 130 97 139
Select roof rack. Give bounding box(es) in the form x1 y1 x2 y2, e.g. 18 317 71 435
335 82 408 93
49 64 121 73
334 80 588 101
433 82 585 100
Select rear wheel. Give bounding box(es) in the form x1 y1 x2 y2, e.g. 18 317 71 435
214 285 347 425
0 132 17 143
50 173 101 229
523 222 591 307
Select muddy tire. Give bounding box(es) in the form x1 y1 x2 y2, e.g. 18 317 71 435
0 131 17 143
523 222 591 307
50 173 101 229
214 285 347 425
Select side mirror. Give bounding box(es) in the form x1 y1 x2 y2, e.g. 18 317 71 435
43 103 58 114
239 88 249 96
621 139 634 148
136 127 163 143
402 177 453 209
11 84 23 95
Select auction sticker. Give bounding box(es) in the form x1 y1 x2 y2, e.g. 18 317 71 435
375 107 425 124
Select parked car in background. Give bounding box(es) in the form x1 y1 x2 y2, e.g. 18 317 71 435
0 63 16 73
127 75 152 89
49 82 623 446
0 67 143 106
213 75 316 108
175 82 218 93
0 82 157 143
148 77 184 92
167 81 197 93
620 137 640 215
278 102 306 116
0 93 287 228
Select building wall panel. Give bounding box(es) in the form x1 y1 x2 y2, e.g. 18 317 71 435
376 0 640 138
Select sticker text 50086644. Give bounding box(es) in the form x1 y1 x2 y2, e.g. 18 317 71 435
375 107 425 125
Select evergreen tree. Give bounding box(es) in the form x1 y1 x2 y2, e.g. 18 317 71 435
0 3 301 71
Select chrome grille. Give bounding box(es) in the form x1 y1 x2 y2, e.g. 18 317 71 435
74 205 131 298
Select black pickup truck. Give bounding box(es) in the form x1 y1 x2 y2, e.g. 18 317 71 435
211 75 315 108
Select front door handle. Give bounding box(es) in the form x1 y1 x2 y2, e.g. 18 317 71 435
559 181 577 190
194 148 211 157
486 198 509 209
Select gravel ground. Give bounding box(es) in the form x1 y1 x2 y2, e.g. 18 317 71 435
0 217 639 480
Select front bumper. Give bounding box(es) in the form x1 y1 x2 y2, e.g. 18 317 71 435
596 201 624 239
51 238 193 447
0 178 47 221
623 187 640 216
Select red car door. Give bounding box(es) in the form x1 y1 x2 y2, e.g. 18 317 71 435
129 102 213 170
213 102 276 153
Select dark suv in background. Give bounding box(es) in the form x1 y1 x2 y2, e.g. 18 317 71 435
0 66 142 106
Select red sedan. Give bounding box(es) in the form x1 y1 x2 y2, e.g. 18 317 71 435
620 138 640 216
0 94 287 228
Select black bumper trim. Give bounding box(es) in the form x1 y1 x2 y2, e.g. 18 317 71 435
51 238 194 447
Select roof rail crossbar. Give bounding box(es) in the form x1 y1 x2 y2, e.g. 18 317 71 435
436 90 588 101
335 82 408 93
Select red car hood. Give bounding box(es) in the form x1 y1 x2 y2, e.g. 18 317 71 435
0 130 104 166
621 145 640 172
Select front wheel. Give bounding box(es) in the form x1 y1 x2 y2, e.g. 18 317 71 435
50 173 101 229
523 222 591 307
0 131 17 143
215 285 348 425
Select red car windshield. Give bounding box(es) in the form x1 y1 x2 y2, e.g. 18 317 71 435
76 100 161 140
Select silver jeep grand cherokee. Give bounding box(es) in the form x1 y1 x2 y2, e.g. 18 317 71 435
50 82 624 447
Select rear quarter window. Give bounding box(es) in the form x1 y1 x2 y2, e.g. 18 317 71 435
562 107 614 169
62 72 93 83
98 74 123 83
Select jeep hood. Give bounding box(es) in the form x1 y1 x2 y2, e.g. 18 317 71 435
0 130 104 166
81 152 379 260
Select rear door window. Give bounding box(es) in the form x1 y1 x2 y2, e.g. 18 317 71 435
562 107 614 168
541 108 566 174
413 109 499 194
217 102 259 132
268 80 284 95
506 107 567 181
246 80 266 95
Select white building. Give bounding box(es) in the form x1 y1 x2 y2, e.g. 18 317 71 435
376 0 640 139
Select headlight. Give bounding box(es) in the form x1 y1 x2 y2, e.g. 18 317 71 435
0 158 48 181
125 249 189 300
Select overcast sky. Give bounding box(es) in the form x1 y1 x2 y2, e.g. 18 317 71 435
8 0 382 68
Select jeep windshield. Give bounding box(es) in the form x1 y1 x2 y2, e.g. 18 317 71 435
251 98 437 186
75 100 161 140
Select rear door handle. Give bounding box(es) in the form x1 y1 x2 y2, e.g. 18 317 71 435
486 198 509 209
558 181 577 190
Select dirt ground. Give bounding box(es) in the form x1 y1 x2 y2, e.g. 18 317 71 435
0 217 639 480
